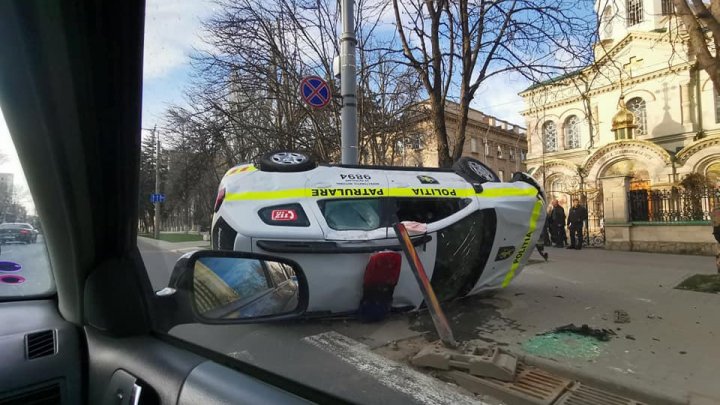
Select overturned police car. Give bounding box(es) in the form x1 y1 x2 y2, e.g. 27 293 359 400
210 151 546 316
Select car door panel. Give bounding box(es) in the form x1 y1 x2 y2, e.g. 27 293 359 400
178 361 311 405
0 300 81 405
86 327 315 405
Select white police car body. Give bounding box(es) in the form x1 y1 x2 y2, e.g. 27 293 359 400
212 151 546 315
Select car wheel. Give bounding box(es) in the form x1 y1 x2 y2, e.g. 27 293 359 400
257 150 316 172
511 172 545 201
452 157 499 183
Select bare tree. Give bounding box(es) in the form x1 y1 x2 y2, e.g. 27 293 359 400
152 0 424 230
392 0 595 167
672 0 720 93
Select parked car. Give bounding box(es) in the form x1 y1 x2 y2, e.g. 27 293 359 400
210 151 546 315
0 222 39 244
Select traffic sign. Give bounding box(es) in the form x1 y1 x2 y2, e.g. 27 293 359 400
299 76 331 109
150 193 166 203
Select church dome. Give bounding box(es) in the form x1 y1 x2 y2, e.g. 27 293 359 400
611 97 637 130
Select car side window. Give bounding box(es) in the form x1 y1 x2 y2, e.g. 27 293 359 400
319 199 382 231
0 111 54 298
395 198 471 224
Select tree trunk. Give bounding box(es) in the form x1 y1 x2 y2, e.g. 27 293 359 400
431 100 453 167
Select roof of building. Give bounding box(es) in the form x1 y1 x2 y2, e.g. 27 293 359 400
521 68 585 93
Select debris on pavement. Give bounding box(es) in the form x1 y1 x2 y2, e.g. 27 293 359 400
625 335 636 340
411 341 518 381
550 324 617 342
614 309 631 323
519 324 615 361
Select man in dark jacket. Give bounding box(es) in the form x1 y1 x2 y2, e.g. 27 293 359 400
567 199 588 250
550 200 566 247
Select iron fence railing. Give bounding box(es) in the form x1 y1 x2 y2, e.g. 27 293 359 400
628 187 720 223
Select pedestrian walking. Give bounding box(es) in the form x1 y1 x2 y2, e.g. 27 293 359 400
567 199 588 250
550 200 566 247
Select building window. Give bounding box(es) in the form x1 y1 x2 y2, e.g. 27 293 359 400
626 0 643 27
521 150 527 161
497 145 503 159
542 121 557 152
471 137 478 153
498 170 504 182
564 115 581 149
484 140 490 156
626 97 647 135
410 134 423 150
602 5 613 38
661 0 673 15
509 148 515 161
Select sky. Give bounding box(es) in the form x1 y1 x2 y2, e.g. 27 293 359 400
0 0 535 215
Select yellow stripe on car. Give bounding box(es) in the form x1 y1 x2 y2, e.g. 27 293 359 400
225 186 537 201
479 187 538 198
225 164 257 177
501 199 544 288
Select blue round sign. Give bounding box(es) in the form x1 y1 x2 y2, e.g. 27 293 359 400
299 76 331 109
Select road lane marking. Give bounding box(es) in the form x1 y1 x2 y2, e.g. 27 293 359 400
303 331 480 405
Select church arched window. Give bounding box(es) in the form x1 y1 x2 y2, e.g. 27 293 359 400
564 115 581 149
626 97 647 135
542 121 557 152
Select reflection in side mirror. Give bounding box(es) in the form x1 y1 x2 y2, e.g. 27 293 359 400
193 256 302 321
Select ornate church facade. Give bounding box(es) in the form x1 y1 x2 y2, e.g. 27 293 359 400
520 0 720 253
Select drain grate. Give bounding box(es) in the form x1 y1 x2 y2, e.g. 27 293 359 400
447 364 573 405
554 383 646 405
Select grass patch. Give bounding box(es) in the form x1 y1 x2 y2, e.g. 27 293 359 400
675 274 720 294
139 232 205 243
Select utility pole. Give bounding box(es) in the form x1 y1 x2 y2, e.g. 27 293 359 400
153 126 161 239
340 0 358 164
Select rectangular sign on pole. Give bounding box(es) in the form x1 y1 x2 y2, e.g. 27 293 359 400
150 193 166 203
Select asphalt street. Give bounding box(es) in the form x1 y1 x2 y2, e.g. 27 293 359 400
0 236 54 298
137 239 720 404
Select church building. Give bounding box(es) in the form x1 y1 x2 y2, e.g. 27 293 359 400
520 0 720 254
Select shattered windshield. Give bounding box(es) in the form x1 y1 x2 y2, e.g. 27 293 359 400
139 0 720 403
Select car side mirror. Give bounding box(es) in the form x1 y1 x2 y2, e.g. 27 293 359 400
153 250 308 330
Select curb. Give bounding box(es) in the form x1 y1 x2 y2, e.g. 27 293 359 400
517 352 687 405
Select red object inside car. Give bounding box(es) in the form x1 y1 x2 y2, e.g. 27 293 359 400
363 252 402 286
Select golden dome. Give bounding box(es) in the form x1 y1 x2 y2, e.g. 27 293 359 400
611 97 637 130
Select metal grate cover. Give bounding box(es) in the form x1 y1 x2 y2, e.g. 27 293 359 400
448 364 573 405
555 383 646 405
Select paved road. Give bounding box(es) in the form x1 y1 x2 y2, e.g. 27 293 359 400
0 236 54 298
137 237 187 290
137 239 720 403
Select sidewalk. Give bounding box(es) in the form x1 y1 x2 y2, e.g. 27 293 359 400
137 235 209 253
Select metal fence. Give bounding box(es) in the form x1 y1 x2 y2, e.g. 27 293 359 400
628 187 720 222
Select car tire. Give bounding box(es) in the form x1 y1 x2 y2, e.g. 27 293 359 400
511 172 545 201
257 150 316 172
452 157 499 183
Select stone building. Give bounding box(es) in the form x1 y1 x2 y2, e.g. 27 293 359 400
395 101 527 180
520 0 720 254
